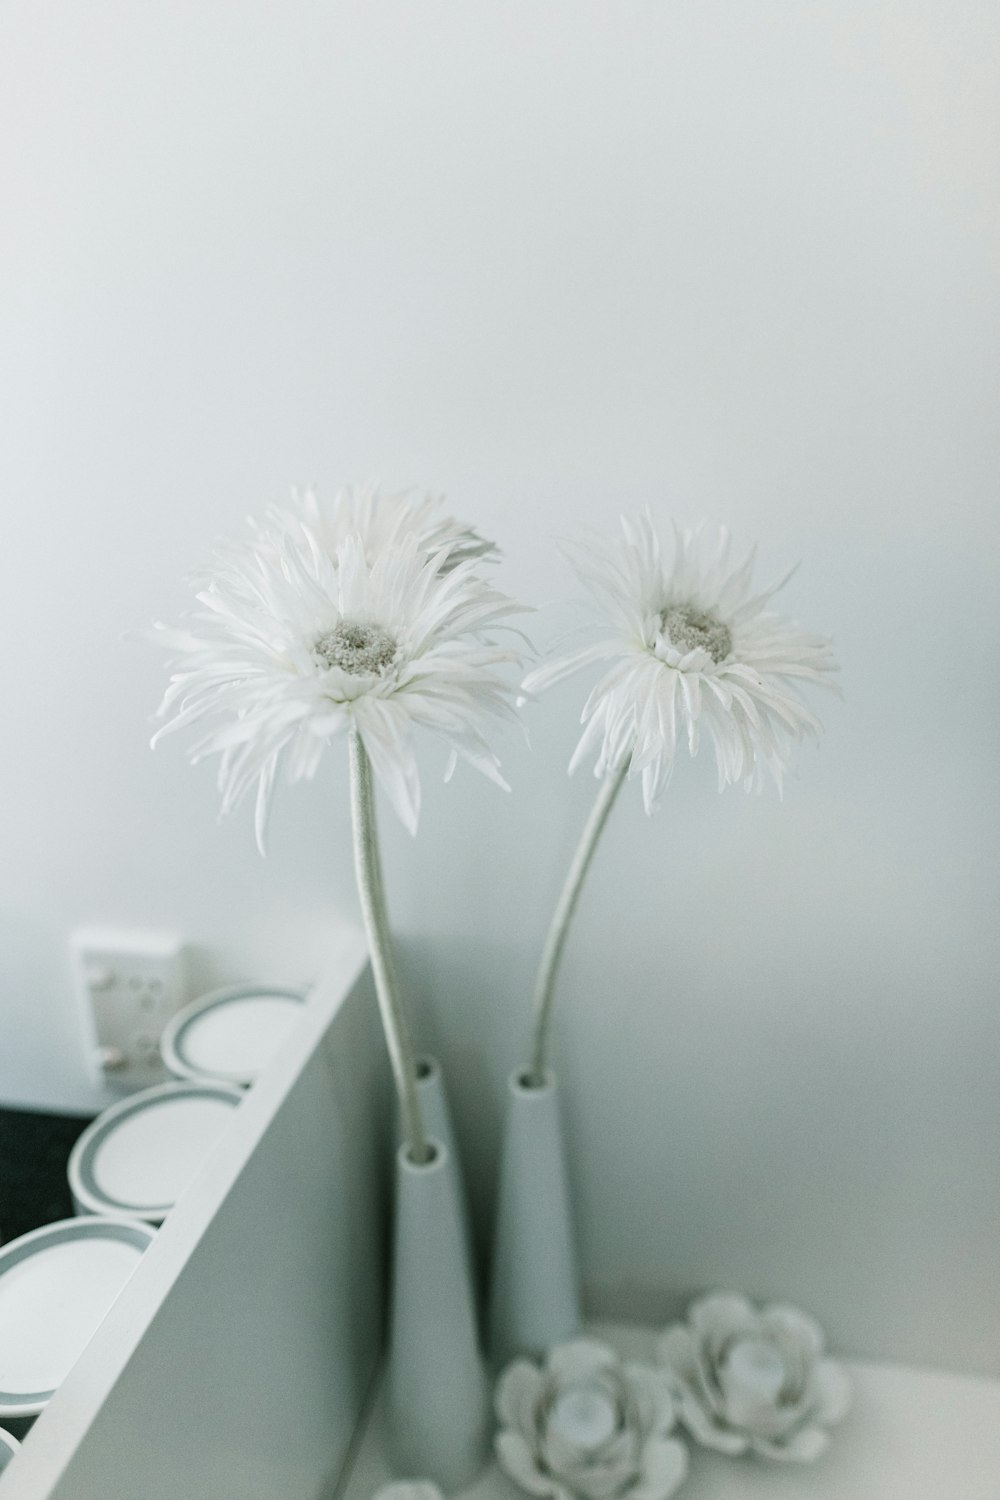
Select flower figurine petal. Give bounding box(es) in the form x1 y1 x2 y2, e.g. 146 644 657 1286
495 1340 688 1500
373 1482 445 1500
658 1293 851 1462
153 499 527 849
497 1360 548 1437
523 514 838 810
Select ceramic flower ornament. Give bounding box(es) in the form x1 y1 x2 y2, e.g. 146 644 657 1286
373 1484 444 1500
495 1339 689 1500
658 1293 851 1462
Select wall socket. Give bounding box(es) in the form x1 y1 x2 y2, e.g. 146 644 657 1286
71 929 188 1090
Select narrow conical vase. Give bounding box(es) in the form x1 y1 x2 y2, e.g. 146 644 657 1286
386 1137 490 1492
397 1054 461 1168
488 1069 582 1366
396 1053 473 1265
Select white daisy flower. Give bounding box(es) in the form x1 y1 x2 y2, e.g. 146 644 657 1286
523 513 838 811
266 478 497 572
152 511 525 850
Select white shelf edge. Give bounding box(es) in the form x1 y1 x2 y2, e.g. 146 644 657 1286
4 924 370 1499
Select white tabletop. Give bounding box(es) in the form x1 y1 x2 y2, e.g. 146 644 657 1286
344 1321 1000 1500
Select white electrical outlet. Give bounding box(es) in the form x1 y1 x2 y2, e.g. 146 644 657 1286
71 929 188 1089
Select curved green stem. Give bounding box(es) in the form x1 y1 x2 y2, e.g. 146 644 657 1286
348 729 429 1163
526 760 629 1085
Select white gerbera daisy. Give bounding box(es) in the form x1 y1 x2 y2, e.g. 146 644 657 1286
267 478 497 573
519 512 838 1085
152 511 524 850
524 513 838 810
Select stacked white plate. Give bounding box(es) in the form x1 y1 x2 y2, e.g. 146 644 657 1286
68 1081 243 1225
160 983 306 1088
0 1217 154 1424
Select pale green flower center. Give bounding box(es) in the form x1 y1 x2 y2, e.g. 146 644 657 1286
314 620 397 675
661 603 732 663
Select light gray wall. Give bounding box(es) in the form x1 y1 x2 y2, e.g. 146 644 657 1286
1 2 998 1368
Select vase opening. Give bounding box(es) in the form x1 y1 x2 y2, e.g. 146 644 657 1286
402 1139 441 1168
516 1069 554 1093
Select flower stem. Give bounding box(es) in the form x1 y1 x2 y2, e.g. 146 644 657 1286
526 760 629 1086
348 728 430 1164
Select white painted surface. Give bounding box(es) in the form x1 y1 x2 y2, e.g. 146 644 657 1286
346 1322 1000 1500
2 938 387 1500
0 1 998 1372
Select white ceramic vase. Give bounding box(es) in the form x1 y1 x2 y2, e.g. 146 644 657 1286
488 1069 582 1366
386 1137 490 1492
398 1055 461 1166
395 1053 473 1264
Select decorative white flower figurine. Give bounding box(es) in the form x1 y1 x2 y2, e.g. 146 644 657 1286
495 1339 689 1500
519 512 838 1084
373 1483 444 1500
658 1293 851 1463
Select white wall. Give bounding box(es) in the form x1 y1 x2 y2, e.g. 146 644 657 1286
1 2 998 1369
